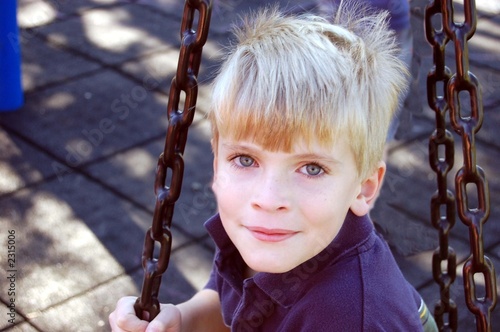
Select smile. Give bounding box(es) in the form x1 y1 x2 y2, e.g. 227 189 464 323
246 226 298 243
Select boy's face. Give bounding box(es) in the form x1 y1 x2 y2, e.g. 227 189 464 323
212 135 372 274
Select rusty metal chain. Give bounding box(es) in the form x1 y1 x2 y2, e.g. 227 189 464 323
425 0 497 331
425 0 458 329
134 0 212 321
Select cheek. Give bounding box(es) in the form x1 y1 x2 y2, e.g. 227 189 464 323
212 166 229 194
299 191 349 227
303 209 345 249
212 171 237 207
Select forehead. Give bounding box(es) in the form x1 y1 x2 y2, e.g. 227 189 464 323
217 131 351 159
219 124 333 153
213 104 345 153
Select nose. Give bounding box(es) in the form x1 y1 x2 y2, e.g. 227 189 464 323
250 171 291 212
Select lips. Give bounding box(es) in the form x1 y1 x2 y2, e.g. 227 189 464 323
246 226 298 242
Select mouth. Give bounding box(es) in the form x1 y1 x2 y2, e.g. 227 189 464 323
246 226 298 243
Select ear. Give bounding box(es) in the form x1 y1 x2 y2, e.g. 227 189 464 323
350 161 386 217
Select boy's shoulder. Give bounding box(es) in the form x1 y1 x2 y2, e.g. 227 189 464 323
284 231 423 330
297 228 420 304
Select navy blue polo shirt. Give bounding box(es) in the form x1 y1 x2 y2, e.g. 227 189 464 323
204 211 424 331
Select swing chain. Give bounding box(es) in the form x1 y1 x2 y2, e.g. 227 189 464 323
425 0 458 329
134 0 212 321
425 0 497 331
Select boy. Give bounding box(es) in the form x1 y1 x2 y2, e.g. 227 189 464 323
110 6 437 331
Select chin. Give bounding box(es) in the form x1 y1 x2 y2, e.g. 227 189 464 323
244 255 294 274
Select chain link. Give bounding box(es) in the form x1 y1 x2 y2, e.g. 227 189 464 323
425 0 458 329
134 0 212 321
425 0 497 331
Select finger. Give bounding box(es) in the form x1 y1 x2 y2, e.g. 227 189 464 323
115 313 149 332
110 312 149 332
109 297 149 332
145 304 181 332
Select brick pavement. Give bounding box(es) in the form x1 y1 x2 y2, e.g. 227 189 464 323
0 0 498 331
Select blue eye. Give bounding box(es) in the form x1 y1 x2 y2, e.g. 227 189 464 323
301 164 324 176
236 155 255 167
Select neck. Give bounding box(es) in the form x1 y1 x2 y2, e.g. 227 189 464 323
244 265 258 279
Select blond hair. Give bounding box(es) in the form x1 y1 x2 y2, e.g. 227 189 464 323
208 5 409 179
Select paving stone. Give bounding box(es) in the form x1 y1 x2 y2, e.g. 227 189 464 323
0 188 125 316
117 44 223 121
18 0 129 28
169 241 215 294
409 7 500 149
20 31 102 92
49 0 129 17
0 69 170 166
476 0 500 15
469 9 500 71
25 271 140 332
378 135 500 247
0 173 190 315
17 0 59 28
210 0 320 35
440 134 500 246
134 0 185 17
133 241 210 303
416 51 500 148
119 48 221 100
394 237 474 290
0 309 25 331
85 120 216 237
130 242 214 312
135 0 322 37
21 243 212 332
372 139 439 255
0 321 39 332
0 129 56 195
489 244 500 261
33 3 181 65
26 241 211 332
135 0 247 68
409 4 500 94
371 204 438 257
140 0 317 15
119 49 180 96
412 47 497 108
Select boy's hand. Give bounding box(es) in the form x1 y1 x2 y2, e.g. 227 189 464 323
109 296 182 332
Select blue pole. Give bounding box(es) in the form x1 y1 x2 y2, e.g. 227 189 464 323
0 0 24 111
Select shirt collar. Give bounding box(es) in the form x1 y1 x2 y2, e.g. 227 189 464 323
205 210 375 307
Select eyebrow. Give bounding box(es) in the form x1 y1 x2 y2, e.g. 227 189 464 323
292 153 342 165
220 142 256 154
